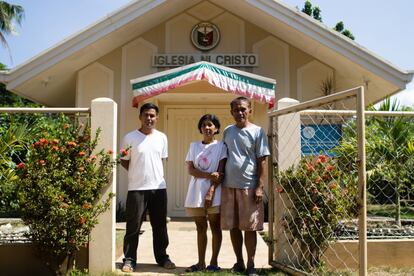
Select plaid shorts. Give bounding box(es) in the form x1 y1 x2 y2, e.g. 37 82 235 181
220 186 264 231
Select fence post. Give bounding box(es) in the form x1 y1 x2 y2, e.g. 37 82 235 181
274 98 301 265
89 98 117 273
356 87 367 276
268 115 275 263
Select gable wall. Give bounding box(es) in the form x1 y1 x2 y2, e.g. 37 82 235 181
75 2 336 208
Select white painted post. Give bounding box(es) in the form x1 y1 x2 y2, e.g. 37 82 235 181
89 98 117 273
356 86 367 276
274 98 301 265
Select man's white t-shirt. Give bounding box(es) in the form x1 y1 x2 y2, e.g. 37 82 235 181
121 129 168 191
184 140 227 208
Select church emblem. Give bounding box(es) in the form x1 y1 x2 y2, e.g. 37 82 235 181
191 22 220 51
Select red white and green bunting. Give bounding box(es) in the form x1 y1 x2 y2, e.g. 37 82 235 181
130 61 276 108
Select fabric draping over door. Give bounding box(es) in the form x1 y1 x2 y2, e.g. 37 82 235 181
130 61 276 107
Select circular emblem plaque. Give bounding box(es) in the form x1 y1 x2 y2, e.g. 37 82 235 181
191 22 220 51
302 126 316 139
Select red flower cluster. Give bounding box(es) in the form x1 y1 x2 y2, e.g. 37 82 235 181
67 141 77 148
120 148 129 157
305 163 315 172
328 182 338 190
316 154 328 163
33 138 48 148
16 162 25 169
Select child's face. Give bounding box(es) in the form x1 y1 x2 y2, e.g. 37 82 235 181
200 120 218 139
230 100 251 125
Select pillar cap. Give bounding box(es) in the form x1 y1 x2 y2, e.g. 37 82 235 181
91 97 115 103
278 97 299 104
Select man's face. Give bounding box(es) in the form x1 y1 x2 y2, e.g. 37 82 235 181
230 100 251 125
139 108 158 130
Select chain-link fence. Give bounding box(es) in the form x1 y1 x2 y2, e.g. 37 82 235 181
363 109 414 231
268 87 367 275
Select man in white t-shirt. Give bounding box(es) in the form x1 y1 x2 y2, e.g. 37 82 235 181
120 103 175 273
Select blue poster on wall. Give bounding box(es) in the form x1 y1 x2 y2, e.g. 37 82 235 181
301 124 342 156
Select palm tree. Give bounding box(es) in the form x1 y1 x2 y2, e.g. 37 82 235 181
0 1 24 57
369 97 414 226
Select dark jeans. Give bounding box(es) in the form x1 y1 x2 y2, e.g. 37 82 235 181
123 189 170 265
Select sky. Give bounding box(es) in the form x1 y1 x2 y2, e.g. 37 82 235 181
1 0 413 105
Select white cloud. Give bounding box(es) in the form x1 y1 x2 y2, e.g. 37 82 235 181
391 82 414 107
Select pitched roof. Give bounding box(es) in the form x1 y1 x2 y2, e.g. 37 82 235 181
0 0 412 106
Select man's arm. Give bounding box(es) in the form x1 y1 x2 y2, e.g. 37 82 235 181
254 156 267 203
121 159 130 171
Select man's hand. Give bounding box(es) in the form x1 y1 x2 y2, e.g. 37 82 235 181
254 186 264 203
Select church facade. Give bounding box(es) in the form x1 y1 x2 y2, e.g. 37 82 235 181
1 0 412 216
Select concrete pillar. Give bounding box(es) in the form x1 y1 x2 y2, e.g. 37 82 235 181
89 98 117 274
274 97 301 265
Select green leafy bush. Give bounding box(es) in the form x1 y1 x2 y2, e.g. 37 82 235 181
277 155 358 271
16 115 121 274
0 123 31 216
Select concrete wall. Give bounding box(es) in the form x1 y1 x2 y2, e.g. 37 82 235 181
324 239 414 270
0 244 88 275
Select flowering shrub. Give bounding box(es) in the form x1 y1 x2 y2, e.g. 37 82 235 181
16 115 125 274
277 154 358 271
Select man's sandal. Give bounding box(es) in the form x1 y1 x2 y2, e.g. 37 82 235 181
121 262 134 273
161 259 176 269
206 265 221 272
185 264 205 272
231 262 246 273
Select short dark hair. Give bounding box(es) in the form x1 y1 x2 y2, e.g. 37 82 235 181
139 103 159 115
230 96 251 109
198 114 221 134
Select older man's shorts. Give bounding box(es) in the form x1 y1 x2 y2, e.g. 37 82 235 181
186 205 220 217
220 186 264 231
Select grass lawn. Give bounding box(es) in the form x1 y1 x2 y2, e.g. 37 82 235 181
180 267 414 276
368 204 414 220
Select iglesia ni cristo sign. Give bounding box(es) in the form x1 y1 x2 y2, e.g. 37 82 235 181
152 54 258 67
152 22 258 67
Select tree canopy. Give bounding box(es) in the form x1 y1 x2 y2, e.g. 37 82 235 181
0 0 24 60
301 0 355 40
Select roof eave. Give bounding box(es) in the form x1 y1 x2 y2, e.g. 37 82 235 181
4 0 413 92
0 71 10 84
5 0 168 90
247 0 412 88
